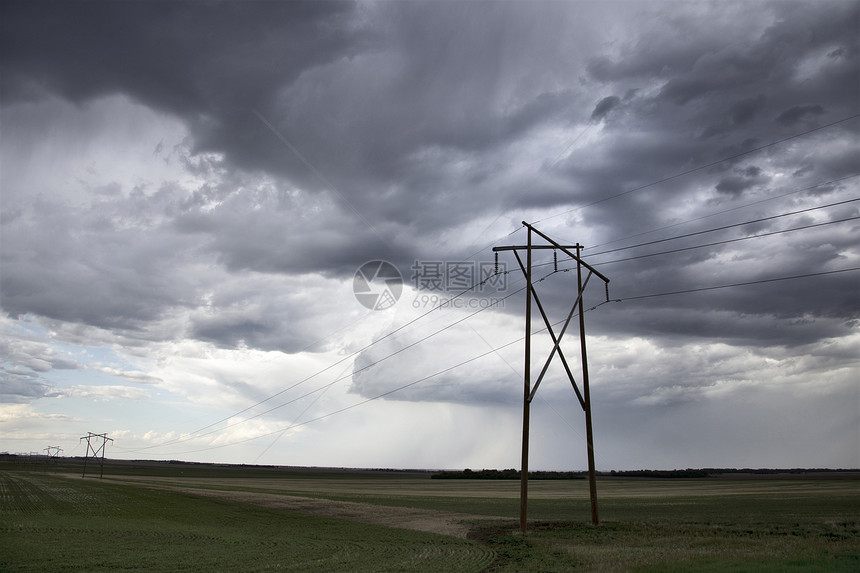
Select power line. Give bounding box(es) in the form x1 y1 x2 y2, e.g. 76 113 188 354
614 267 860 302
134 116 859 456
116 212 855 457
525 200 858 275
119 266 566 457
532 113 860 225
587 173 860 252
252 361 354 463
141 272 515 449
131 322 528 457
116 114 860 458
138 264 858 457
586 197 860 258
205 283 522 430
588 216 859 267
134 311 552 457
121 270 525 453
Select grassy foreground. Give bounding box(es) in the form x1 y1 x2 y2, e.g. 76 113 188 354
1 462 858 572
471 480 860 572
257 476 859 571
0 471 492 572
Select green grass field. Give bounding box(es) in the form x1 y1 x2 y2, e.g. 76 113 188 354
1 460 857 572
0 470 491 572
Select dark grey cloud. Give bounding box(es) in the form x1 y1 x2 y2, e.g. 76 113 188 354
590 96 621 122
504 1 860 354
0 187 202 329
2 0 600 232
777 104 826 126
730 95 768 126
0 337 81 374
1 0 858 471
1 0 858 381
0 0 359 110
0 336 70 403
0 368 53 403
714 165 771 196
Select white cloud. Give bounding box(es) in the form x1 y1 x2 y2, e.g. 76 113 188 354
52 385 150 402
1 0 857 469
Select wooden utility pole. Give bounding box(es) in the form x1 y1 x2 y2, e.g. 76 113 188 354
80 432 113 478
494 222 610 532
577 245 600 526
519 225 533 533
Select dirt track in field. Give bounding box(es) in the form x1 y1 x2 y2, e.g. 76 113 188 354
87 476 504 539
175 488 495 538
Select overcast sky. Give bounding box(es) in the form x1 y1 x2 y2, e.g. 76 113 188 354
1 0 858 471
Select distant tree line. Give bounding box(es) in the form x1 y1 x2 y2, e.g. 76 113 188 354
432 468 586 480
697 467 857 475
431 467 859 480
606 469 709 478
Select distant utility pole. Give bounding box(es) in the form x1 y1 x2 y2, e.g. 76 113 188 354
44 445 62 458
44 446 62 471
494 222 610 532
80 432 113 479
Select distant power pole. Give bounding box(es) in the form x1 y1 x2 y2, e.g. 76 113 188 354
44 445 62 458
80 432 113 478
44 446 62 472
494 222 610 532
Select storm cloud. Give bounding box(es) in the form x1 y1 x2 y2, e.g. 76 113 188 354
1 0 857 470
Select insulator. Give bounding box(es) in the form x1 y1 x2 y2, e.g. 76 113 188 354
494 251 499 275
553 249 558 272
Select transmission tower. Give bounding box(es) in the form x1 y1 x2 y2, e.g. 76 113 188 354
80 432 113 478
43 446 62 471
44 445 62 458
494 222 610 532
